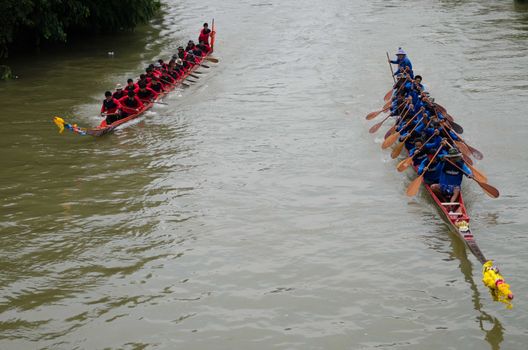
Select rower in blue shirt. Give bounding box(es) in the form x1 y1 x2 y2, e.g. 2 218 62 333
390 47 413 78
430 147 473 204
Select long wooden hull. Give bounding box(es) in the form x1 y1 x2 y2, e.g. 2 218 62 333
86 53 210 137
412 164 487 264
57 21 216 137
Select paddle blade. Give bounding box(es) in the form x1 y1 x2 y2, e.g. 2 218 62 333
369 121 384 134
406 175 424 196
365 110 382 120
462 154 473 166
455 141 471 157
384 125 396 139
468 145 484 160
449 120 464 134
391 142 405 159
468 164 488 183
383 100 391 110
384 89 392 102
204 57 219 63
478 181 499 198
397 157 413 172
382 131 399 149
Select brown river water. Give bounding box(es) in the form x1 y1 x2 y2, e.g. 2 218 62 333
1 0 528 349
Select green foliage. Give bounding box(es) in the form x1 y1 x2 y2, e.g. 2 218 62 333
0 0 161 57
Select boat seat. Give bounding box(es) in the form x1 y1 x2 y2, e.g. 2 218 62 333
448 212 463 216
441 202 460 206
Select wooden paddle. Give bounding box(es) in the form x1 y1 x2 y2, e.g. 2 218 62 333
451 130 484 160
365 100 393 120
406 146 444 196
382 102 412 138
383 76 407 102
441 124 474 163
369 114 392 134
386 52 396 84
444 140 487 182
384 124 396 140
396 132 438 172
382 107 423 149
204 56 219 63
384 89 393 102
444 119 464 134
445 159 499 198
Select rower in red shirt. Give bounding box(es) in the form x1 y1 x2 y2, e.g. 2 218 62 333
124 79 138 94
118 91 144 117
198 23 211 46
149 76 166 94
136 82 158 103
197 41 210 55
112 83 126 99
101 91 122 125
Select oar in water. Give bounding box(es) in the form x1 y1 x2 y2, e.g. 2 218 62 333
406 146 444 196
444 158 499 198
382 107 423 149
396 132 438 172
204 56 219 63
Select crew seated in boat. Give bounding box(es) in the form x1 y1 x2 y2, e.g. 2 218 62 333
198 22 211 46
430 147 473 204
418 155 442 185
118 91 144 117
159 71 175 87
158 59 168 70
197 41 210 54
145 67 158 82
138 74 150 86
112 83 126 99
390 47 413 78
186 40 196 52
174 58 186 75
177 46 187 60
136 82 158 102
148 76 165 94
101 91 122 125
124 79 138 94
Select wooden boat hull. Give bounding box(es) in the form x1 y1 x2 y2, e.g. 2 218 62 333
411 164 487 264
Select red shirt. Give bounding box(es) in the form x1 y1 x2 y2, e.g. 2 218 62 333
118 95 144 112
101 98 121 114
199 28 211 45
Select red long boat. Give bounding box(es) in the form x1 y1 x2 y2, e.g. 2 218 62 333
369 65 514 308
53 20 216 137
